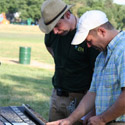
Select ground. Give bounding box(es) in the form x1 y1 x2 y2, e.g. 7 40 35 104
0 57 54 70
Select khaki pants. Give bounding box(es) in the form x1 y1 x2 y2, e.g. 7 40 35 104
48 88 87 125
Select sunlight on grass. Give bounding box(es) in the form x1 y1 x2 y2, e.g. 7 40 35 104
0 24 42 34
0 24 55 120
0 25 54 64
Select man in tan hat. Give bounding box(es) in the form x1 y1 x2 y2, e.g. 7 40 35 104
46 10 125 125
39 0 99 124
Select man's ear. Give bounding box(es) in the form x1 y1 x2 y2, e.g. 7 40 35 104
97 27 106 37
64 11 71 19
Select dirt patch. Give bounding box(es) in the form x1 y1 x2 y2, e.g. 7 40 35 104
0 57 54 70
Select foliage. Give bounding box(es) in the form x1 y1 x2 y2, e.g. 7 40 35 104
0 0 43 23
18 0 44 21
0 0 125 29
77 0 125 30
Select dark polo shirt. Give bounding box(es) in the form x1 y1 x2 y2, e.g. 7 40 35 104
45 29 99 92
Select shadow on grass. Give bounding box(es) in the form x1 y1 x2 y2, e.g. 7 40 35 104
0 74 52 96
9 60 19 64
0 74 52 119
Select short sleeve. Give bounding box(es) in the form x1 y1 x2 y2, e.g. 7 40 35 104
116 50 125 88
89 71 97 92
44 31 58 47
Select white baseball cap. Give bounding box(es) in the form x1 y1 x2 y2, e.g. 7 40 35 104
71 10 108 45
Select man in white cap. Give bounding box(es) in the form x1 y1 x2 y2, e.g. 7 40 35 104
46 10 125 125
39 0 99 124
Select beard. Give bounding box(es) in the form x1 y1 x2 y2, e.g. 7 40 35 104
93 46 104 52
59 30 69 36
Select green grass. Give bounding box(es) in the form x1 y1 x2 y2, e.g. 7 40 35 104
0 32 44 43
0 25 54 64
0 39 54 64
0 63 53 120
0 24 54 120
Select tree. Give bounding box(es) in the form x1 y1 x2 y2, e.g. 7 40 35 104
0 0 10 13
19 0 44 22
0 0 124 29
77 0 125 30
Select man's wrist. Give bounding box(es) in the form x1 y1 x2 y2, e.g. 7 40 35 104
67 115 76 124
99 115 107 124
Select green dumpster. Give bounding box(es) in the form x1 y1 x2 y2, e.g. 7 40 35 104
19 47 31 64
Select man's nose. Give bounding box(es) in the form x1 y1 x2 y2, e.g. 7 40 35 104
87 43 91 48
53 28 58 34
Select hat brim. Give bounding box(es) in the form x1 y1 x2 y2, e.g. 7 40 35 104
71 29 89 45
39 5 73 34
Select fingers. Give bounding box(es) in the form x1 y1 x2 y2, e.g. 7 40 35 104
46 120 61 125
45 118 72 125
83 120 88 125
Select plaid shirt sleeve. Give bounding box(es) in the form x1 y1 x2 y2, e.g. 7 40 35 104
89 53 102 93
116 47 125 88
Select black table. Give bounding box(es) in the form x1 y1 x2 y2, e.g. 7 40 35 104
0 104 46 125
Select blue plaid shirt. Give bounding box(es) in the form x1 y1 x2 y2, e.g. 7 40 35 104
89 31 125 121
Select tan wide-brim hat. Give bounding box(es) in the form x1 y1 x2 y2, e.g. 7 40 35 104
39 0 73 34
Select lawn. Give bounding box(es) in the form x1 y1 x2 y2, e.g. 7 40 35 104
0 24 54 64
0 24 54 120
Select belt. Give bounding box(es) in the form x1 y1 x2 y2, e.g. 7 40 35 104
56 88 86 97
107 120 125 125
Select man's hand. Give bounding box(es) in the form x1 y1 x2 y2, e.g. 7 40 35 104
0 121 4 125
82 108 95 125
82 114 91 125
46 120 62 125
87 116 106 125
46 118 72 125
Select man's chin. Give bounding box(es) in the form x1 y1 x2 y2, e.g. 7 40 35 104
60 31 69 36
93 46 102 51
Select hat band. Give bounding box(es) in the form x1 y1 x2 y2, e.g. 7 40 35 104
45 5 67 25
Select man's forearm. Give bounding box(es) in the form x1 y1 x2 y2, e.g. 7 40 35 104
67 91 96 124
100 87 125 123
